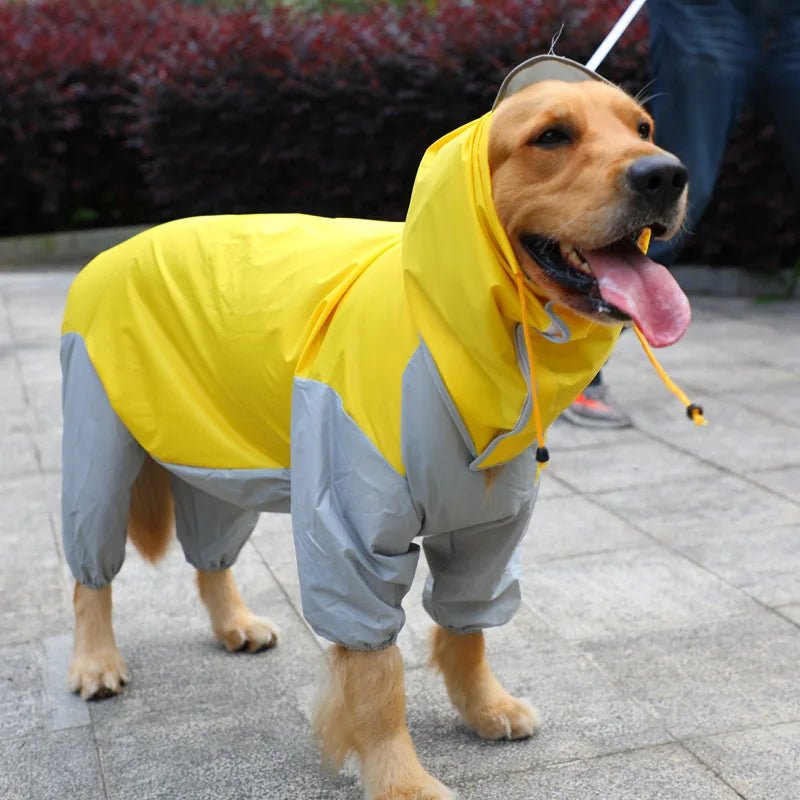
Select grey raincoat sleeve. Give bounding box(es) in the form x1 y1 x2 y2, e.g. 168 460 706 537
290 377 423 651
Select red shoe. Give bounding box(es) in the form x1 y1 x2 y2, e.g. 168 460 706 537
560 383 633 429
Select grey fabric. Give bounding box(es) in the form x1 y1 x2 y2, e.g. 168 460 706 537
163 463 290 513
61 334 146 588
421 511 531 632
402 344 538 632
169 476 259 571
471 326 534 470
290 378 423 650
60 332 540 647
61 333 276 584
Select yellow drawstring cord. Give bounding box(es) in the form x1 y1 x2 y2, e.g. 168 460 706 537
515 227 706 481
631 325 707 425
635 228 707 427
515 273 549 479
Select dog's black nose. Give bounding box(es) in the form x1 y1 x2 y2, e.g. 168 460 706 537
627 156 688 207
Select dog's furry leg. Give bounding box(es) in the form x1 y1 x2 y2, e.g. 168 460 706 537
68 583 129 700
430 626 539 740
315 644 453 800
196 569 278 653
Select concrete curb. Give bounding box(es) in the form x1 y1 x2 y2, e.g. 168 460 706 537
1 225 798 299
0 224 151 268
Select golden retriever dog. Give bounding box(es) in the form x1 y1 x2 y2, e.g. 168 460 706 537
61 56 688 800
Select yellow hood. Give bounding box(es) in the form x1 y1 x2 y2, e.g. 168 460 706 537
401 112 621 467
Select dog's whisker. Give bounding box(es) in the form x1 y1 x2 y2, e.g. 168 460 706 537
634 79 657 104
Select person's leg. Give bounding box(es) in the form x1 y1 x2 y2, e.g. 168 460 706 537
561 369 633 428
647 0 759 264
758 3 800 190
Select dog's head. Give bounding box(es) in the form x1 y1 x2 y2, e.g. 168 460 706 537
489 64 689 346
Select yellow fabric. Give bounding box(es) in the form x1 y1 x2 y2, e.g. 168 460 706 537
401 113 621 466
62 215 403 470
62 112 622 475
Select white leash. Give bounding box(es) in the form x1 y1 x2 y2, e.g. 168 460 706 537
585 0 649 72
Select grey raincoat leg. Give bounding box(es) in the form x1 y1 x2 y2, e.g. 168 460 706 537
421 505 533 633
61 333 146 588
169 475 259 572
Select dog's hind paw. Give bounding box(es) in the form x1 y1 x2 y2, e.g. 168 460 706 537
217 613 278 653
68 649 129 701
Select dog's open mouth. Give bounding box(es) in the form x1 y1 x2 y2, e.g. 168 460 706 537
520 231 691 348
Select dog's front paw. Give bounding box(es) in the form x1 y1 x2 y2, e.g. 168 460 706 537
371 775 455 800
68 649 129 701
216 613 278 653
464 693 539 741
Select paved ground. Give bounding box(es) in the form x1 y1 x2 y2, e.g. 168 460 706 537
1 268 799 800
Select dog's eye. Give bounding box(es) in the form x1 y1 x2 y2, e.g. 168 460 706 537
638 121 651 139
530 128 571 148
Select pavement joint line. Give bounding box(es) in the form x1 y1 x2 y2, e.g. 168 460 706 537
772 606 800 632
679 739 750 800
629 423 800 509
681 716 800 743
578 491 800 627
546 607 760 646
39 635 91 732
448 739 687 788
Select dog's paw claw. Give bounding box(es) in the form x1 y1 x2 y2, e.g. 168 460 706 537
467 695 539 741
68 651 129 701
218 615 278 653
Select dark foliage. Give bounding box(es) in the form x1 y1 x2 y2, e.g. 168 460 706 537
1 0 797 268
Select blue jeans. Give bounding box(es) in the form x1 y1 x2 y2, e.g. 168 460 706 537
647 0 800 263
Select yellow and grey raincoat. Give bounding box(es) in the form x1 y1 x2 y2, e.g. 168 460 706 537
61 105 623 651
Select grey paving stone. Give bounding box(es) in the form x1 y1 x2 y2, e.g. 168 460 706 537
523 545 756 641
593 473 800 545
532 472 575 499
686 722 800 800
678 523 800 607
735 382 800 429
580 610 800 738
404 606 670 785
0 643 48 741
95 705 356 800
0 476 70 644
0 431 40 478
88 591 350 800
520 494 651 563
546 418 644 452
549 438 717 494
776 604 800 626
0 728 105 800
634 396 800 474
751 464 800 504
0 637 90 741
448 743 741 800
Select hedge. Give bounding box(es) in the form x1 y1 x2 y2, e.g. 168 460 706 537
1 0 798 269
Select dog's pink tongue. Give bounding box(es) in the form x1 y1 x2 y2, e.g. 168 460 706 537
583 240 691 347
